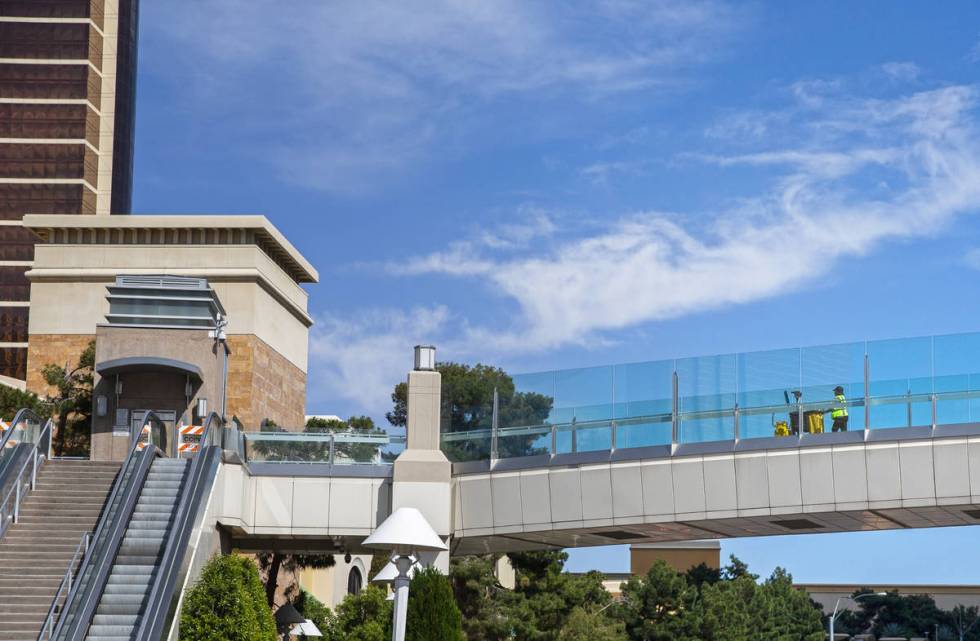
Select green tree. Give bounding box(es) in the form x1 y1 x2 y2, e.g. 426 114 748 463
699 575 756 641
748 568 823 641
618 560 701 641
388 362 553 461
331 584 392 641
179 554 276 641
294 589 336 641
42 340 94 457
405 566 464 641
559 606 627 641
450 554 533 641
0 385 48 423
950 605 980 641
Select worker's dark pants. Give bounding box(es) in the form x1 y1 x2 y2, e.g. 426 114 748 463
832 416 848 432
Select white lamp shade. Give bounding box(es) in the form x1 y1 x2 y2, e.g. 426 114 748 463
371 556 421 583
363 507 448 554
289 619 322 637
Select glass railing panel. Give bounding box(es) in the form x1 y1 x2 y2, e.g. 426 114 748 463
553 422 612 454
737 347 801 439
507 370 557 429
615 415 672 448
867 336 932 430
440 430 491 463
676 353 736 443
555 365 614 424
245 433 332 463
497 425 551 459
802 341 866 433
934 333 980 426
613 359 673 422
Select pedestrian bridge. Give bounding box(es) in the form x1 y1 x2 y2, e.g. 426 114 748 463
204 330 980 555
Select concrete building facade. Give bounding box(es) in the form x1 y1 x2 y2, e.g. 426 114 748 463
22 214 317 456
0 0 140 387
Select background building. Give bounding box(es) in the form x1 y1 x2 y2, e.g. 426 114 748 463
23 214 318 451
0 0 139 387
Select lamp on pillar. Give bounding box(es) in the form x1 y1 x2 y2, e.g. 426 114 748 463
363 507 448 641
413 345 436 371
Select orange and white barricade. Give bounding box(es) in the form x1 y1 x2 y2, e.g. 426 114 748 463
0 418 14 447
135 423 152 451
177 423 204 455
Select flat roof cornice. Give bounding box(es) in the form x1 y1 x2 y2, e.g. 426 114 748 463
22 214 319 284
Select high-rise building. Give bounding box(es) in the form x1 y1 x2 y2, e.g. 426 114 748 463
0 0 139 387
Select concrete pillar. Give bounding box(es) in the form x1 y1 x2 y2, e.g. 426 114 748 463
392 348 452 571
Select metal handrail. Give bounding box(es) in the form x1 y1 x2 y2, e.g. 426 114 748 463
0 407 47 453
0 417 53 541
37 532 90 641
135 413 225 641
47 411 168 641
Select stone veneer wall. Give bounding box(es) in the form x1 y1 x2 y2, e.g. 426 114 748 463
225 334 306 429
26 334 96 396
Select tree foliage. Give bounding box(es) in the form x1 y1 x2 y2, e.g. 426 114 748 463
406 566 464 641
294 589 336 641
179 554 276 641
835 590 980 641
388 362 553 461
559 607 627 641
256 550 335 607
330 584 392 641
41 339 94 456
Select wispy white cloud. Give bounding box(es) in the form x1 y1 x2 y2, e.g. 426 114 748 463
308 306 453 414
401 84 980 352
147 0 746 193
880 61 921 82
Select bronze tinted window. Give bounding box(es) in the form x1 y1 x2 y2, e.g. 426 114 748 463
0 266 29 302
0 184 86 218
0 307 28 343
0 63 88 100
0 1 90 19
0 226 36 262
0 142 86 179
0 347 27 380
0 103 87 139
0 22 89 60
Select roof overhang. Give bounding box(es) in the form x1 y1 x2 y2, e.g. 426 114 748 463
22 214 319 284
96 356 203 383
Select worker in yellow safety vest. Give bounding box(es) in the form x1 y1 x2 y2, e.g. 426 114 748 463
831 385 848 432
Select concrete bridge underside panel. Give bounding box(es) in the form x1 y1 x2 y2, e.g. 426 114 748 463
451 435 980 555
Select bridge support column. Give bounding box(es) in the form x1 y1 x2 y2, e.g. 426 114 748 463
392 346 452 571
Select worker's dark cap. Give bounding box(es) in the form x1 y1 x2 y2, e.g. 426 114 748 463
833 385 844 394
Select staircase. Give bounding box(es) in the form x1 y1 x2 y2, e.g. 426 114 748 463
85 457 188 641
0 461 121 641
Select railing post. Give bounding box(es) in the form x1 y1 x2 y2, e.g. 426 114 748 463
610 420 617 452
328 434 336 465
31 449 38 489
733 404 740 442
550 424 557 456
570 417 577 453
491 387 499 462
864 353 871 432
931 393 937 429
907 389 913 428
671 371 679 448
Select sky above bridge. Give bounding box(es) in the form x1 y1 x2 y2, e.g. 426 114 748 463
133 2 980 583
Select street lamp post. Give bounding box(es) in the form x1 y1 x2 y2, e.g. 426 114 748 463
363 507 448 641
829 592 887 641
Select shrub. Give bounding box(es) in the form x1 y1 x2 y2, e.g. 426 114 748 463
405 566 464 641
179 554 276 641
295 589 335 640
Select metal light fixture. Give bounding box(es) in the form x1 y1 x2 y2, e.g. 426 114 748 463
196 397 207 418
363 508 448 641
413 345 436 371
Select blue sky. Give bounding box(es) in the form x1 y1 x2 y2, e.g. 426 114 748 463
132 2 980 582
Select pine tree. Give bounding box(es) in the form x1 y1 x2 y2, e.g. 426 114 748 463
179 554 276 641
406 566 464 641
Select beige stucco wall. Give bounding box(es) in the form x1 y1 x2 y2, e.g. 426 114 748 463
26 243 311 372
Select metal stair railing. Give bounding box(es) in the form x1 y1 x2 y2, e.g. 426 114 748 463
37 532 90 641
43 411 169 641
0 409 52 541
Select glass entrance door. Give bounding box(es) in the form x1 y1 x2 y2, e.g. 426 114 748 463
131 410 177 456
